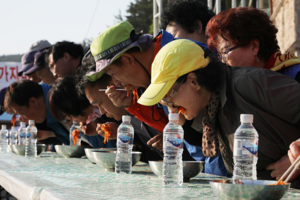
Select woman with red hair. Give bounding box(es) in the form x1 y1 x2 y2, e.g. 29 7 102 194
205 7 300 82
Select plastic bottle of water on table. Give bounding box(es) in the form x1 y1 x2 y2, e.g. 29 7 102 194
25 120 37 157
18 122 27 145
9 126 17 145
70 121 81 146
233 114 259 180
0 125 9 152
163 113 184 186
115 115 134 174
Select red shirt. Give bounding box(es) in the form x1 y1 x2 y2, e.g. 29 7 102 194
126 35 168 132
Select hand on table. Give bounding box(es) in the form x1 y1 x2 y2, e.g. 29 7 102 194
96 122 118 140
266 154 300 181
37 130 55 141
80 121 98 136
289 138 300 165
106 85 133 108
147 132 163 151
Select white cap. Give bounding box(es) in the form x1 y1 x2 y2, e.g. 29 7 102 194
20 122 26 127
29 120 35 125
29 40 51 51
1 125 6 129
240 114 253 123
169 113 179 121
11 126 16 131
122 115 131 122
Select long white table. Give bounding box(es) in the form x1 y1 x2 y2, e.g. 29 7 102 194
1 152 300 200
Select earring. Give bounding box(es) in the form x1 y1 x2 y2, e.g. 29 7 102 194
255 55 259 62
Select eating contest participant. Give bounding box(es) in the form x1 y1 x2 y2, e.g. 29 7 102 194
138 39 300 188
86 21 227 176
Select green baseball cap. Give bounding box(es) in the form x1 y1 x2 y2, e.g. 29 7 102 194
86 21 152 81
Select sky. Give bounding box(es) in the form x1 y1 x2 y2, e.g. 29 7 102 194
0 0 135 55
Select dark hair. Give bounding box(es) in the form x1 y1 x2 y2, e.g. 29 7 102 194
77 53 112 95
48 76 90 120
176 55 222 92
160 0 215 33
5 80 43 107
50 41 84 63
206 7 279 62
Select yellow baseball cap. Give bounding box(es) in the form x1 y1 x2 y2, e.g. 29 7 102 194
137 39 209 106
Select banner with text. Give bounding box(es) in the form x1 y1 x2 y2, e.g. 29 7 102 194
0 62 27 89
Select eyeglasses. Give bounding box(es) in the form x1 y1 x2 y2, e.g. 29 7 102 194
162 79 185 106
218 46 239 63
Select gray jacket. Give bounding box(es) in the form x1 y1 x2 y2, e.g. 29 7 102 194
198 65 300 182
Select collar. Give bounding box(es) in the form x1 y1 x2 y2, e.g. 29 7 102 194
153 30 174 48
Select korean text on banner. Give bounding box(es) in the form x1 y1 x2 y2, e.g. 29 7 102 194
0 62 27 88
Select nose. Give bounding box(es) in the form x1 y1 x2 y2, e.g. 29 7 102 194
98 106 106 115
112 76 122 86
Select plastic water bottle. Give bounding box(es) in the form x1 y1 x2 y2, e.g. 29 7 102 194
233 114 259 180
0 125 9 152
163 113 184 186
9 126 17 145
18 122 27 145
70 121 81 146
25 120 37 157
115 115 134 174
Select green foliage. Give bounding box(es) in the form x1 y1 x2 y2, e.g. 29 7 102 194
126 0 168 34
0 54 23 62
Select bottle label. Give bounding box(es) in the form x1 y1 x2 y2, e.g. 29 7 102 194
234 139 258 156
118 135 131 143
20 133 25 138
26 133 32 138
167 138 183 148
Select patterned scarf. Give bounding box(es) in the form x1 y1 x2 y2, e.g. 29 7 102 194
202 91 221 157
264 51 300 71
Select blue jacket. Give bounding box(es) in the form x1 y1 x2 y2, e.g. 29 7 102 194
157 30 228 177
278 64 300 80
42 83 70 145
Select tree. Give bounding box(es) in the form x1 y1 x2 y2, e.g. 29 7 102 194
126 0 168 34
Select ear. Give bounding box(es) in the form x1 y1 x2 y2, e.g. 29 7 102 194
63 52 71 61
121 53 135 66
28 97 39 108
195 20 203 35
187 72 201 90
250 39 260 56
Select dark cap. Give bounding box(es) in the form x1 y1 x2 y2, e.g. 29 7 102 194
29 40 51 51
0 87 7 115
25 51 47 75
19 50 39 76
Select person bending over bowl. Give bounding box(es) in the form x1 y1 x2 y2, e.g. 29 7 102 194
138 39 300 188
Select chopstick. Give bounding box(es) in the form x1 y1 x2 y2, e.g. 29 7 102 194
98 89 126 91
277 155 300 183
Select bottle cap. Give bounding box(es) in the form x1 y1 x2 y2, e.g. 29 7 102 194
20 122 26 127
11 126 16 131
29 120 35 125
169 113 179 120
122 115 131 122
240 114 253 123
73 121 79 125
1 125 6 129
